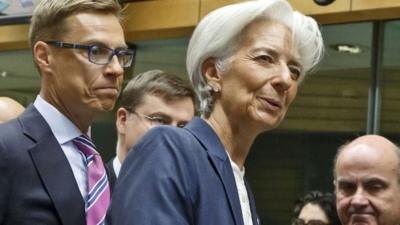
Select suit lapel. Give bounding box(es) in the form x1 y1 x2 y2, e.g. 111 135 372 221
22 105 86 225
245 178 260 225
210 156 245 225
185 118 244 225
105 157 117 193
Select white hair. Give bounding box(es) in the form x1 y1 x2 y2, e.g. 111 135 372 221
186 0 324 115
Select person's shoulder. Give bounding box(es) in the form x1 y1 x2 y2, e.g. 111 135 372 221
0 118 22 139
144 125 193 144
0 118 25 166
151 125 187 135
132 125 199 159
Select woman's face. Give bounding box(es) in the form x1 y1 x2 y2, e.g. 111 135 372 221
298 203 330 225
216 19 301 131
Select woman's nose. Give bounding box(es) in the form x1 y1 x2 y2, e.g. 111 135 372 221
271 63 293 92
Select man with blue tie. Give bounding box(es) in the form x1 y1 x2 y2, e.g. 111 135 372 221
0 0 133 224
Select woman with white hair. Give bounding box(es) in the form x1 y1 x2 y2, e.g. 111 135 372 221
109 0 324 224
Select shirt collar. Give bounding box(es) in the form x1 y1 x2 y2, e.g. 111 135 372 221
227 151 245 178
113 157 122 177
33 95 87 144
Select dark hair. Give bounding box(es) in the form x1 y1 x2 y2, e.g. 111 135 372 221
293 191 340 225
121 70 197 112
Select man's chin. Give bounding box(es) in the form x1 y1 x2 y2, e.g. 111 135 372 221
101 104 115 112
349 214 376 225
94 102 116 113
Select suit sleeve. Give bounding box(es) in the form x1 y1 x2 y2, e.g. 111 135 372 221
0 133 11 224
108 127 197 225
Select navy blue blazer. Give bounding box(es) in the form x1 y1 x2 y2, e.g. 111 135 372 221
105 157 117 193
109 117 260 225
0 105 85 225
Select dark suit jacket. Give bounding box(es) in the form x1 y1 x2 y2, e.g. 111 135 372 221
109 117 260 225
105 157 117 193
0 105 86 225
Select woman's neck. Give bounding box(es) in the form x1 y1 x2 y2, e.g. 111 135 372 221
204 107 258 168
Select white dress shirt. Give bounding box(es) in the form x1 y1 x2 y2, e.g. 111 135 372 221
34 95 88 199
113 156 122 177
228 154 253 225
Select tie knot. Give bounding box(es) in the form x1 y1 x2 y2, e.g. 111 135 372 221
73 135 98 157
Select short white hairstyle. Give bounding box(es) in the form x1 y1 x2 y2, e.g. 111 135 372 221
186 0 324 115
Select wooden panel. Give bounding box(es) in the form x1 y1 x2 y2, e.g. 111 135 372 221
123 0 199 41
0 1 200 49
0 24 29 50
200 0 243 18
2 0 400 50
201 0 350 17
292 95 367 108
279 118 366 132
274 68 371 132
289 0 350 15
200 0 354 26
316 1 400 24
352 0 400 10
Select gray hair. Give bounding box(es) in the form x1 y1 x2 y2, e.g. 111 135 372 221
186 0 324 115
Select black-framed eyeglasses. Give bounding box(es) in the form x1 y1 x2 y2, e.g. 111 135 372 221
45 41 135 68
292 218 329 225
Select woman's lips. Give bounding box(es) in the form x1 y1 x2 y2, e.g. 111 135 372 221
258 96 282 111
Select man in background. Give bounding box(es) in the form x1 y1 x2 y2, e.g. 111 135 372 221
334 135 400 225
0 0 134 224
106 70 196 190
0 97 24 123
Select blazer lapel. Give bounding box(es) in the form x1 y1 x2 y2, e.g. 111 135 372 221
22 105 86 225
185 118 244 225
211 157 245 225
105 157 117 193
245 178 260 225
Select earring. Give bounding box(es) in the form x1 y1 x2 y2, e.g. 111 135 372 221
212 86 220 93
209 84 220 93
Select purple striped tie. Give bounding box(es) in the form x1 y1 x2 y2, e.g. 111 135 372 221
73 135 110 225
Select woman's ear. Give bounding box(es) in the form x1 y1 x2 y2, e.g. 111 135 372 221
202 58 221 92
33 41 52 73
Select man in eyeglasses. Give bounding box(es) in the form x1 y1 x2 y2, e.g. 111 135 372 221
105 70 196 191
0 0 131 225
334 135 400 225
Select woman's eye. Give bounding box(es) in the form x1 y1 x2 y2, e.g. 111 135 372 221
289 66 301 81
255 55 273 63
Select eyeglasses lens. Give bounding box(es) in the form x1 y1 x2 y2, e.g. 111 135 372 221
89 45 134 67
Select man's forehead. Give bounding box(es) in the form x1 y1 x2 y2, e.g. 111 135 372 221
338 143 378 163
336 149 399 184
339 142 398 165
61 12 125 46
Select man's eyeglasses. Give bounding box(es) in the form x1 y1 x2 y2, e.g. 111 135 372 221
125 108 169 127
45 41 135 68
292 218 329 225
